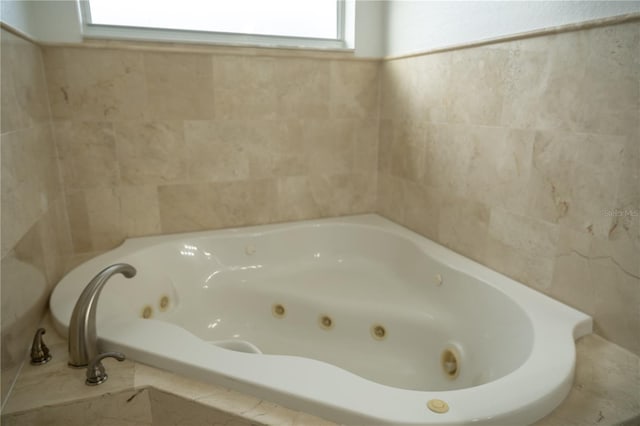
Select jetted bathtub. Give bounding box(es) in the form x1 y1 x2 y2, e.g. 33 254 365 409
50 214 592 425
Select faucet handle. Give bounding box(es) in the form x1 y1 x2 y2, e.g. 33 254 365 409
30 328 52 365
85 351 126 386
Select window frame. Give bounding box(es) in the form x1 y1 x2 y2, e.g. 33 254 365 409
78 0 352 51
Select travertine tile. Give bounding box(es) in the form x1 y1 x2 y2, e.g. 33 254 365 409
275 176 322 222
591 258 640 355
115 121 187 185
1 37 21 133
276 58 330 119
39 198 74 286
422 123 474 196
213 55 278 120
500 30 590 131
54 121 119 190
579 22 640 136
157 183 218 233
1 131 34 258
379 59 404 121
409 52 452 123
45 47 147 121
143 52 214 120
550 249 598 316
308 173 376 217
486 207 559 290
291 412 338 426
84 187 125 251
376 174 405 225
38 124 64 201
0 254 48 404
499 45 549 129
158 180 278 234
437 194 490 262
243 400 312 426
485 236 557 292
134 364 221 401
354 119 379 174
0 29 71 408
535 335 640 425
401 181 440 240
465 127 533 213
489 207 559 259
549 226 601 316
3 340 136 414
389 119 426 183
446 48 508 126
612 139 639 279
41 47 70 120
194 389 263 421
64 251 106 273
150 389 254 426
275 173 375 222
1 125 59 259
0 30 51 131
2 388 152 426
527 131 624 237
607 206 640 280
185 120 252 182
245 120 307 179
329 60 379 119
377 119 393 175
65 191 93 253
209 178 279 227
304 119 356 176
119 185 162 238
66 188 125 252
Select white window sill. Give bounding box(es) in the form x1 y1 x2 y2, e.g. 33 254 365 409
82 24 353 52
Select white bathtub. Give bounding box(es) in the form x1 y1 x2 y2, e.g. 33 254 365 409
50 214 592 425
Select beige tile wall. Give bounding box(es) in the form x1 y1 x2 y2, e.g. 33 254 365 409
42 47 380 254
5 20 636 391
0 28 73 404
378 21 640 354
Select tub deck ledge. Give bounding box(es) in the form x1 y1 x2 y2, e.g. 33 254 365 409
2 314 638 426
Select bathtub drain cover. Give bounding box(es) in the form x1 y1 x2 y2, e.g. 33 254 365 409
427 399 449 414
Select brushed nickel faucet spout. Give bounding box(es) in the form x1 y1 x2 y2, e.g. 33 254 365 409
68 263 136 368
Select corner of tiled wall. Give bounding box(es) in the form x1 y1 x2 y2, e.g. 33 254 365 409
377 20 640 355
1 28 74 405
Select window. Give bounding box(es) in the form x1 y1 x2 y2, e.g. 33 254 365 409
81 0 351 50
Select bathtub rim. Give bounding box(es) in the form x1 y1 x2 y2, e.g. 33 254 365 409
50 213 593 425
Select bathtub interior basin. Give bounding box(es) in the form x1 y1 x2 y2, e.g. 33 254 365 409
50 214 592 425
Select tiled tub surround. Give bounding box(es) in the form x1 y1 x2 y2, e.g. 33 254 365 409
2 316 639 426
0 28 73 403
1 14 639 423
378 20 640 355
42 46 380 255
